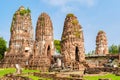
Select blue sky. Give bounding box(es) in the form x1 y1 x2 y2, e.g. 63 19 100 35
0 0 120 53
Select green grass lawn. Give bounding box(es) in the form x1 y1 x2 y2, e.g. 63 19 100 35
84 74 120 80
2 68 120 80
22 68 40 73
0 68 52 80
0 68 16 77
0 68 39 77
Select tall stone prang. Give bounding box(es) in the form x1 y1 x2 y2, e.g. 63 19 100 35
9 6 34 57
1 6 34 68
28 13 54 71
34 12 54 56
61 13 85 70
95 30 108 55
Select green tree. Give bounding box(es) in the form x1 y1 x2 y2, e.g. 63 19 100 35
86 50 95 56
54 40 61 53
109 44 119 54
118 45 120 53
0 37 7 60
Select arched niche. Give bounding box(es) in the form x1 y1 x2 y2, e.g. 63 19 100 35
75 46 79 61
47 45 51 57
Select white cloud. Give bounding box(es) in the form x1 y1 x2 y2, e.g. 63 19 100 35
42 0 96 7
42 0 96 13
42 0 68 6
77 0 95 7
60 6 74 13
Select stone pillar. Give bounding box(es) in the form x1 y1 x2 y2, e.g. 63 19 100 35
2 6 34 68
35 12 54 57
9 6 34 56
28 12 54 72
95 30 108 55
61 13 85 69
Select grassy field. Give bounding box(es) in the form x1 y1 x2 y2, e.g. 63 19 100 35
0 68 52 80
1 68 120 80
84 74 120 80
0 68 16 77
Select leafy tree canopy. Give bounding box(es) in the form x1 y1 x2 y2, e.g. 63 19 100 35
109 44 120 54
54 40 61 53
0 37 7 60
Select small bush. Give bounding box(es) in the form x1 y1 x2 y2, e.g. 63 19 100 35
74 31 80 38
67 13 74 18
40 21 45 26
40 17 45 21
19 8 31 16
72 19 78 25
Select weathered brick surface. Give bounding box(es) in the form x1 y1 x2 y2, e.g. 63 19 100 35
95 31 108 55
34 12 54 56
28 13 54 72
61 14 85 71
9 6 34 57
1 6 34 68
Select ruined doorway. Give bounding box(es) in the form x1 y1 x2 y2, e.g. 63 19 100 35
75 46 79 61
47 45 51 57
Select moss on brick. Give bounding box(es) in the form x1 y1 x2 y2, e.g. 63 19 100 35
67 13 74 18
19 8 31 16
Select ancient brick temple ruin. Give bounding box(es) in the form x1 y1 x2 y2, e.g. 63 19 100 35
61 14 85 71
95 30 108 55
1 6 120 73
28 13 54 71
86 31 110 68
1 6 34 67
34 12 54 56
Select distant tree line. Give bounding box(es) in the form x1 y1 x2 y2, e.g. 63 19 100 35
86 50 95 56
109 44 120 54
86 44 120 55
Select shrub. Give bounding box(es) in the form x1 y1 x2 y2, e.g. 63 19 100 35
19 8 31 16
74 31 80 38
72 19 78 25
40 17 45 21
67 13 74 18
